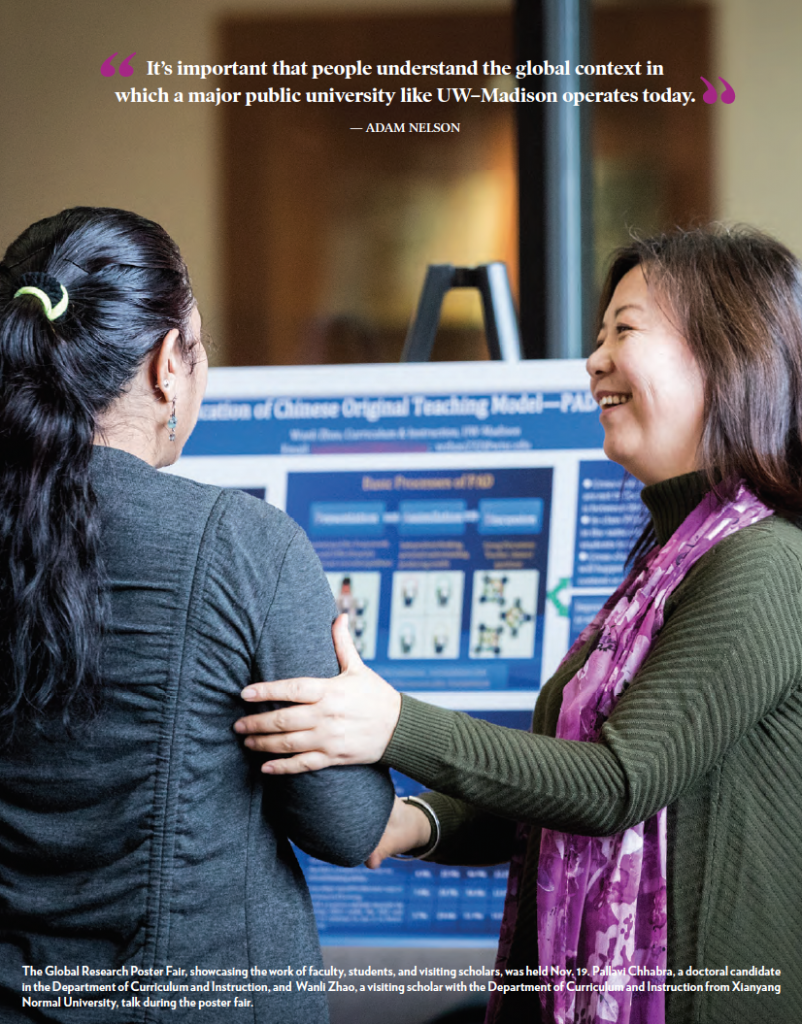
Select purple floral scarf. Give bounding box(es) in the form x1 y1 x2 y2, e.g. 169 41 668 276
488 482 772 1024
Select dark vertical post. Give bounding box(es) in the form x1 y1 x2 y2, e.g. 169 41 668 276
515 0 548 358
516 0 593 359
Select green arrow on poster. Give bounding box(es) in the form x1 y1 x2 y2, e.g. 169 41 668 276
547 577 571 617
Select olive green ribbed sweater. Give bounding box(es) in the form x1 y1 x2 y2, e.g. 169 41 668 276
381 473 802 1023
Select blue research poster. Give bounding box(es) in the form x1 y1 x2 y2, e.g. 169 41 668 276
169 360 638 944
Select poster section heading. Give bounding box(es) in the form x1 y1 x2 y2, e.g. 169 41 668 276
185 389 603 456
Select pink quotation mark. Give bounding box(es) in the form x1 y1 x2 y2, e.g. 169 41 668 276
101 52 136 77
700 76 735 104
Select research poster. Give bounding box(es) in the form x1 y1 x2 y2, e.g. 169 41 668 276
168 359 639 955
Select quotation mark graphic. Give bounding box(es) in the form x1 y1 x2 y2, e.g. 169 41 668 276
101 52 136 77
700 76 735 104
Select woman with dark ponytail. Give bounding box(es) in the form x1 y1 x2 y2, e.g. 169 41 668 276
0 208 393 1023
0 209 196 745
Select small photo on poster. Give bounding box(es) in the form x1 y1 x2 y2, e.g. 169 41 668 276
388 570 465 660
326 572 381 661
469 569 538 659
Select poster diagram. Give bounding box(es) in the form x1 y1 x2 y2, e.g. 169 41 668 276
286 466 553 691
469 569 538 659
388 570 464 659
327 572 381 660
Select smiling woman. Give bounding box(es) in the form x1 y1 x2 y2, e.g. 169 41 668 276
588 265 706 485
596 228 802 514
237 226 802 1023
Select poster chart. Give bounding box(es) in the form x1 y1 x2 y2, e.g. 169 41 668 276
169 360 641 945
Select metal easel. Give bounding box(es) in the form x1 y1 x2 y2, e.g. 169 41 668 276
400 262 522 363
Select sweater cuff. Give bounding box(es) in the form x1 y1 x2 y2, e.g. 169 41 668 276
411 791 478 854
393 796 441 859
380 693 455 783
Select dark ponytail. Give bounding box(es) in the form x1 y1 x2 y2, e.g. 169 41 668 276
0 207 195 743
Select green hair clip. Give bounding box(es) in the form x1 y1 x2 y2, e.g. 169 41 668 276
14 276 69 321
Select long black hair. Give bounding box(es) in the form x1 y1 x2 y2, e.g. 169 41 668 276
0 207 195 743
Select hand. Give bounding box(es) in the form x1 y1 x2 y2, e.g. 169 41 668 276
366 796 433 869
234 614 402 774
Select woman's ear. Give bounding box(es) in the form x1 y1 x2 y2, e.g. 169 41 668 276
153 328 181 401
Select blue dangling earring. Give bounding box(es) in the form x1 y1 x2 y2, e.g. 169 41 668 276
167 397 177 442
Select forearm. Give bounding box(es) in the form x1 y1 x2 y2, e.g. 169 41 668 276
382 695 631 836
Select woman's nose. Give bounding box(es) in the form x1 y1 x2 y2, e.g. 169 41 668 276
586 339 611 378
